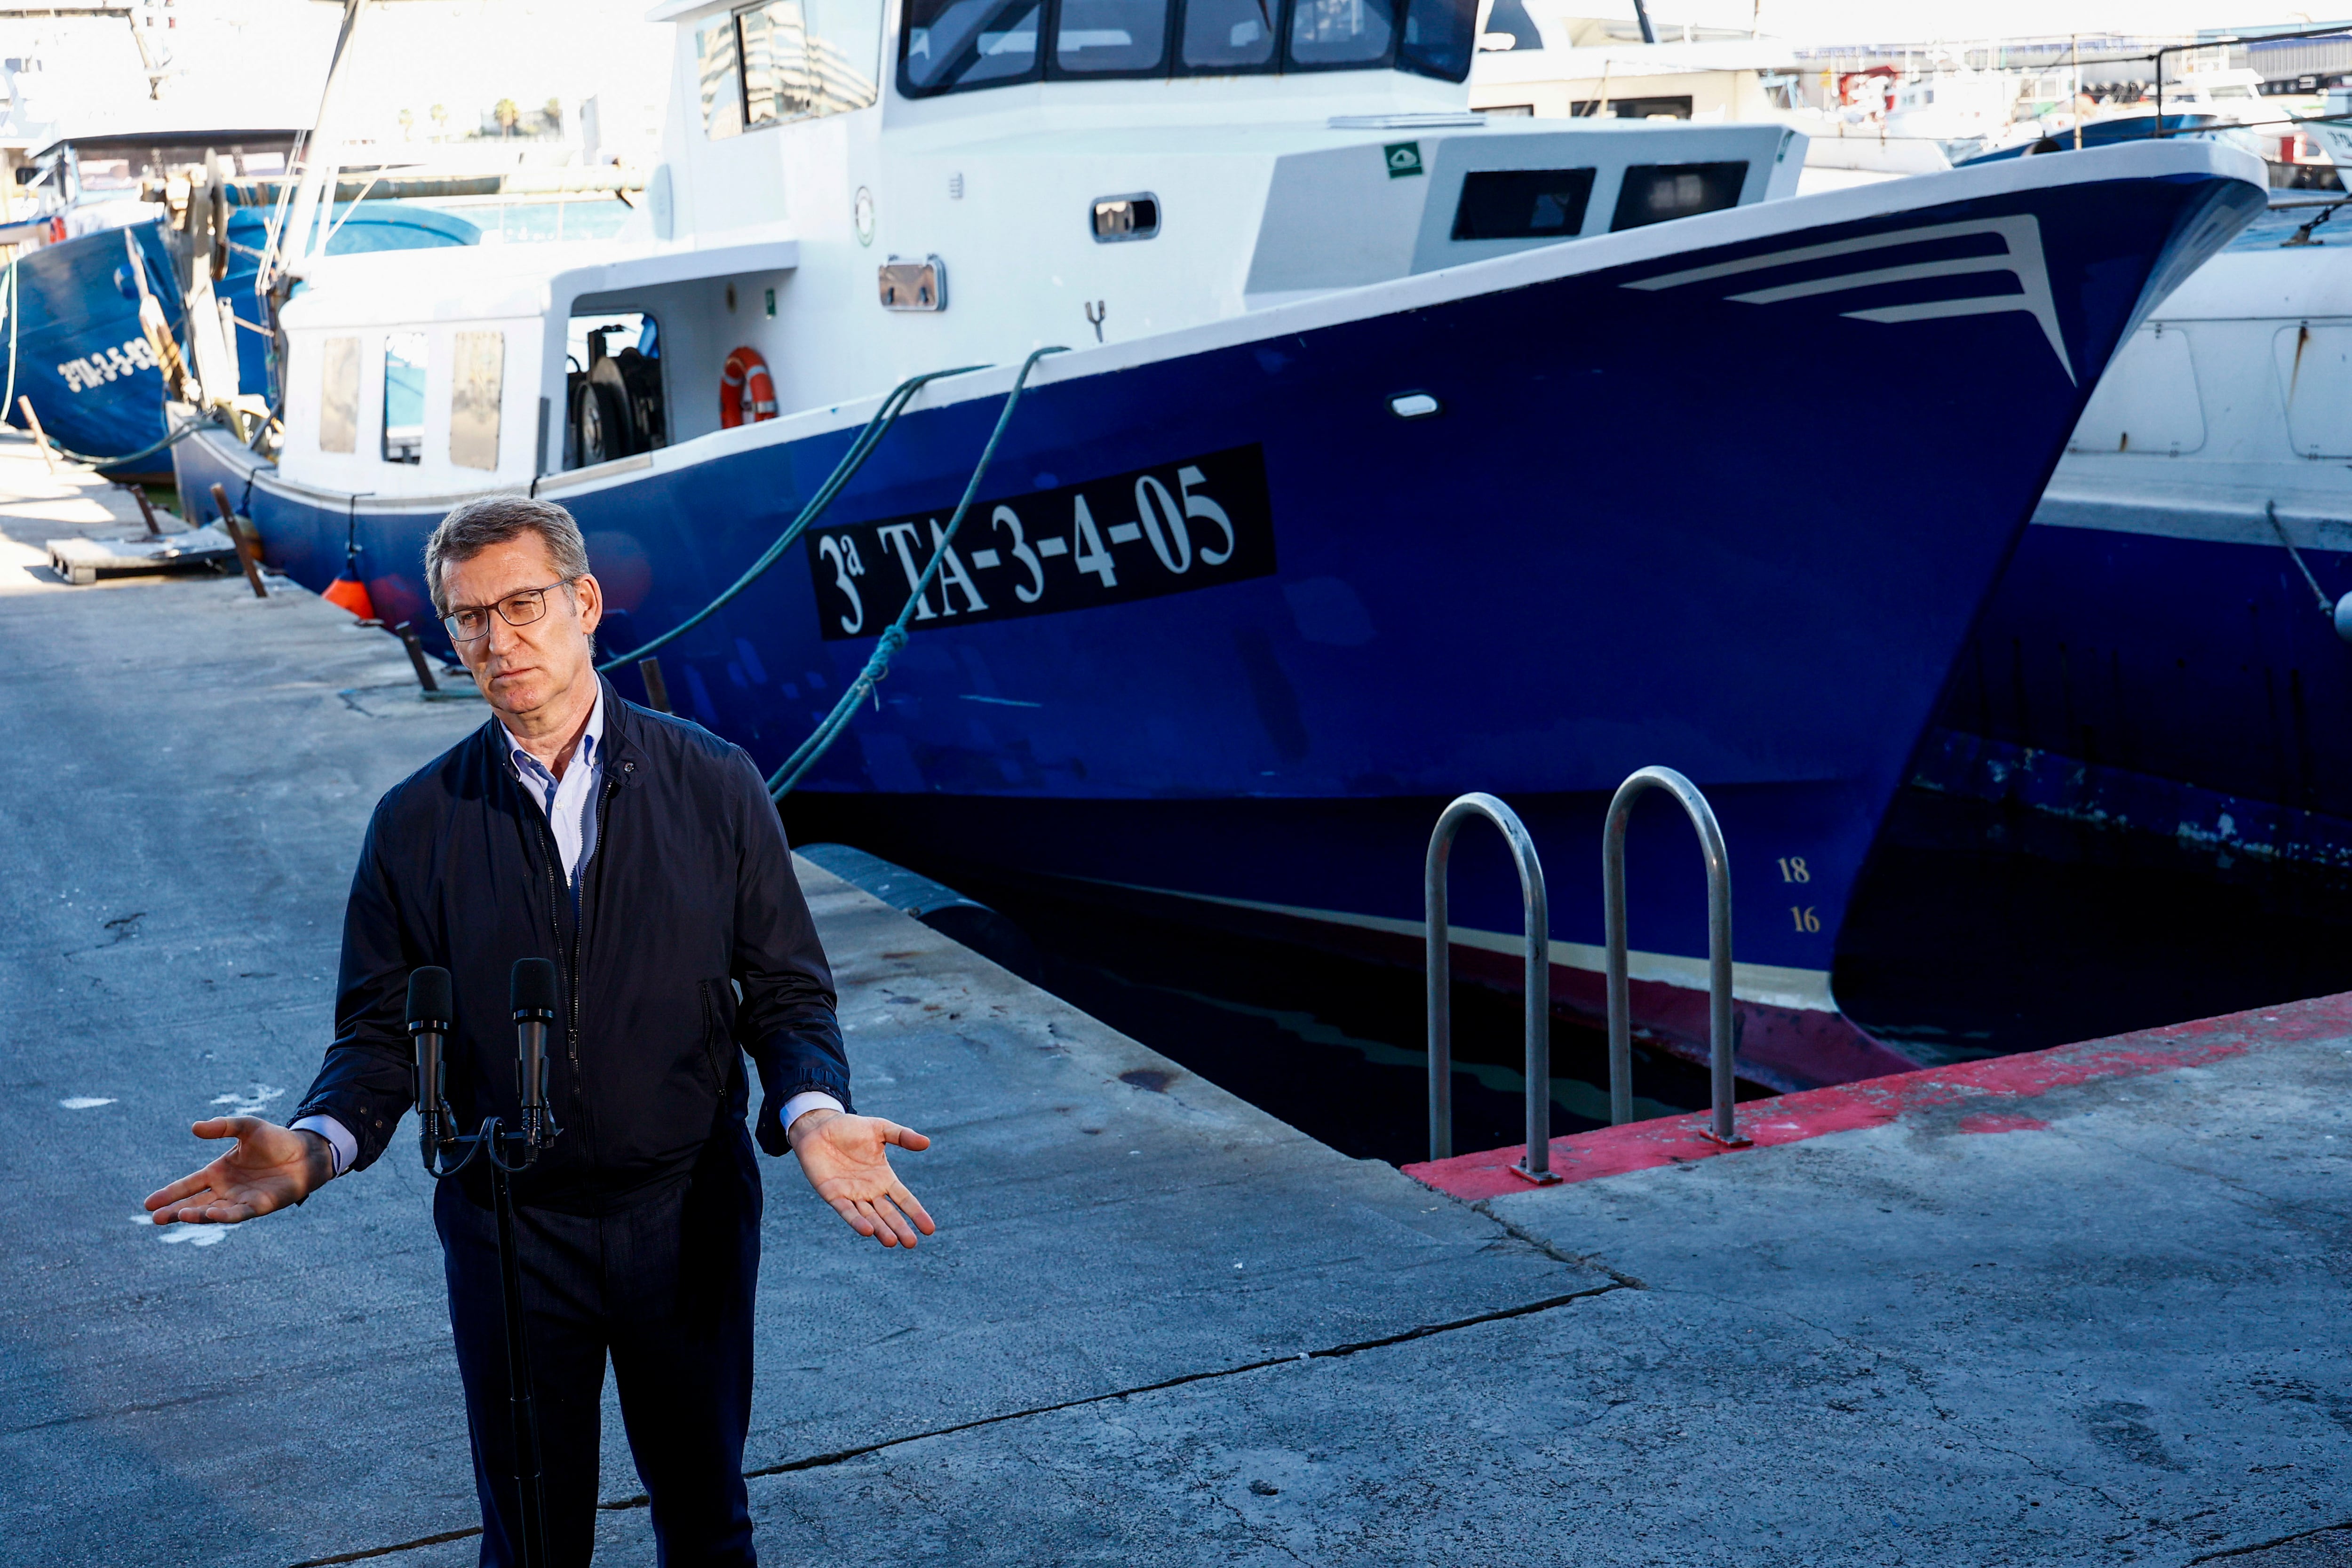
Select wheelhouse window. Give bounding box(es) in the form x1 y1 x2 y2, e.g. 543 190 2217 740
449 330 504 472
1288 0 1389 68
381 331 426 465
72 158 138 195
904 0 1042 92
902 0 1474 94
1609 162 1747 231
740 0 884 123
1396 0 1475 80
699 16 747 137
318 336 359 454
1451 168 1593 240
1178 0 1274 70
1056 0 1167 73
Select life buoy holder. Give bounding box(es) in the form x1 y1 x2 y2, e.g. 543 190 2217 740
720 346 778 429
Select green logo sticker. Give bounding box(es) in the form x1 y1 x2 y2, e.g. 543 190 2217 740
1383 141 1424 178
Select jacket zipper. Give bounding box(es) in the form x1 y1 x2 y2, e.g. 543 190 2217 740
531 810 571 1063
520 770 600 1078
572 775 615 1067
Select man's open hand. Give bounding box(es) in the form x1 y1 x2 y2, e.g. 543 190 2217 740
143 1117 331 1226
787 1110 934 1248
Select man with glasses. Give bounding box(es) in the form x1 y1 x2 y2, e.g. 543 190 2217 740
143 495 933 1566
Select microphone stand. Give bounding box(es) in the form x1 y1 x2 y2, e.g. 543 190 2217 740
411 987 562 1568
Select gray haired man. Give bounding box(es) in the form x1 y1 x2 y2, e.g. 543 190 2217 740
146 496 935 1565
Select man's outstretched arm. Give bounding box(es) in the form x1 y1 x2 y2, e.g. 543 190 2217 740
725 749 854 1135
787 1108 936 1248
724 748 934 1248
146 807 418 1225
144 1117 335 1224
286 810 424 1176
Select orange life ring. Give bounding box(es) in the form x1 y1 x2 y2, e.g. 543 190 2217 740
720 346 778 429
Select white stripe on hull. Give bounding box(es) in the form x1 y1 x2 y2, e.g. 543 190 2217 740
1074 875 1840 1014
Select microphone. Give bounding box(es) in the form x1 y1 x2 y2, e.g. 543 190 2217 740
407 966 453 1169
511 957 559 1152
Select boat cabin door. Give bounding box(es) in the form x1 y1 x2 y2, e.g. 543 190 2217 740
565 311 667 468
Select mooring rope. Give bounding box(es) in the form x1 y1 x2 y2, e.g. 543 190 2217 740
24 413 208 471
593 362 985 675
767 344 1066 799
2 247 17 426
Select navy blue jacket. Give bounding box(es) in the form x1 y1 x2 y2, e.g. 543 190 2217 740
292 679 851 1213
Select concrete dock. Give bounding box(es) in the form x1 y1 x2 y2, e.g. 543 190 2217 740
1 430 2348 1567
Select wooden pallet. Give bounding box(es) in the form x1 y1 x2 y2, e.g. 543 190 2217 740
46 525 239 586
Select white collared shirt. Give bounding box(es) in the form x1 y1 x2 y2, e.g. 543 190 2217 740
505 682 605 897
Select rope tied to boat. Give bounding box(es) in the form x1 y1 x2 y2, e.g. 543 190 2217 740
593 362 986 676
767 344 1067 799
2 247 16 430
22 414 211 472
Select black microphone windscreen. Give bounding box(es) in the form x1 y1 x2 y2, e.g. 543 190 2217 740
407 966 453 1028
511 956 560 1019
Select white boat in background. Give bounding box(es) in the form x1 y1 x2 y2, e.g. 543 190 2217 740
1463 21 2145 187
2296 86 2352 172
1466 7 1796 124
1924 191 2352 872
2164 66 2272 125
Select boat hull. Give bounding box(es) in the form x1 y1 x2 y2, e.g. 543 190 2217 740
176 146 2264 1090
1926 501 2352 870
1923 202 2352 877
9 220 178 472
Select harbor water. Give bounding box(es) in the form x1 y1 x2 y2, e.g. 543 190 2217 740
789 772 2352 1166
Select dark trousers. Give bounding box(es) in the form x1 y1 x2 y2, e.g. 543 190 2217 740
436 1123 763 1568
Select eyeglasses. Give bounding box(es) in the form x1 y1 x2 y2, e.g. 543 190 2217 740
442 577 578 643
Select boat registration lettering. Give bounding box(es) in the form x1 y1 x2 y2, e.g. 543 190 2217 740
57 336 163 393
807 444 1274 640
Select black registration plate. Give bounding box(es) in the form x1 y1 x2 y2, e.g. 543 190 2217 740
805 444 1275 641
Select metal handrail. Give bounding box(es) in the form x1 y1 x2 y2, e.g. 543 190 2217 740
1425 792 1557 1182
1602 766 1748 1147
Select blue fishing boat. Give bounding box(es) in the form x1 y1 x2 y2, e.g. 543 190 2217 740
5 216 182 472
1962 112 2258 163
2 129 482 472
170 0 2264 1093
4 130 299 471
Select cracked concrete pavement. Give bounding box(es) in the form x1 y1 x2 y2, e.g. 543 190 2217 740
446 1004 2346 1568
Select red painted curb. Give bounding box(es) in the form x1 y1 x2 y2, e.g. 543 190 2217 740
1403 990 2352 1202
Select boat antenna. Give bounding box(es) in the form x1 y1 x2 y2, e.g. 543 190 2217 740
263 0 376 293
1630 0 1656 45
